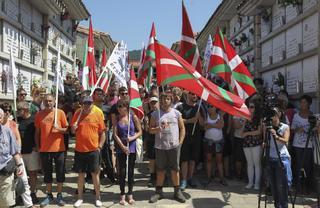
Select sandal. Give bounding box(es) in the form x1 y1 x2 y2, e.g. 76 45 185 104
127 195 135 205
119 195 126 205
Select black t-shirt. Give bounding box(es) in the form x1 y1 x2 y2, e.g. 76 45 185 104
176 103 200 137
18 115 35 154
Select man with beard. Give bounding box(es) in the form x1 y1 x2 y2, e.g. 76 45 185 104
176 92 204 190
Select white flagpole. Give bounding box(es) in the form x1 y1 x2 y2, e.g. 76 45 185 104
90 68 105 96
9 46 17 122
54 39 61 126
191 35 212 135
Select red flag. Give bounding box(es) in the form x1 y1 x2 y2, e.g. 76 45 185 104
209 28 256 99
129 67 144 119
86 18 97 88
179 2 202 74
137 23 156 85
100 48 107 74
155 40 250 119
97 48 110 93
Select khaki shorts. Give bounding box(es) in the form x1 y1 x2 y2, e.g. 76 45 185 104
0 174 15 207
22 151 41 171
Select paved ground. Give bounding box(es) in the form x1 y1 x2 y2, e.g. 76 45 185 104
16 141 319 208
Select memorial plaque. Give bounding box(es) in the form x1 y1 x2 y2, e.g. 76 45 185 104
262 67 286 93
272 33 286 64
261 40 272 67
272 4 285 31
286 61 302 95
19 68 31 95
31 40 43 67
303 55 318 93
3 22 19 57
303 13 318 52
286 23 302 59
286 4 298 22
261 19 271 38
19 32 31 63
303 0 318 12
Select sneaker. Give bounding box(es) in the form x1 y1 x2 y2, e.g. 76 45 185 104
31 192 39 204
174 189 186 203
220 178 228 186
40 193 54 207
149 192 164 203
95 199 102 207
74 199 83 208
180 180 187 191
245 184 253 189
57 193 66 206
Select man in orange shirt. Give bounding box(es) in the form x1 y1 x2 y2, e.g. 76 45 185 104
71 91 106 208
34 94 68 207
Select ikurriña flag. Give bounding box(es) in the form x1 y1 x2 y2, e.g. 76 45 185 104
209 28 256 99
154 40 250 119
129 67 144 120
179 1 202 74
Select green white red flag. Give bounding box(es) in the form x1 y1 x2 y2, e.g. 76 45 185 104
155 40 250 119
209 28 256 99
179 2 202 74
86 18 97 89
137 23 155 85
129 67 144 119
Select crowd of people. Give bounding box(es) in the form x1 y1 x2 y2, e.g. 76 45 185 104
0 74 319 208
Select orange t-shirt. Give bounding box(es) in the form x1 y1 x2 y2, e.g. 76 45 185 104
35 109 68 152
71 105 106 152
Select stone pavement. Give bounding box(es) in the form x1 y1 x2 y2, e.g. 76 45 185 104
17 142 318 208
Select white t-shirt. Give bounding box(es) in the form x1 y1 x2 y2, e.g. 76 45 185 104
233 116 245 138
269 123 290 158
291 113 313 148
204 114 223 142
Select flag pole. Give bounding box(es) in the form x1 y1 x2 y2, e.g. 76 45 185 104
54 38 61 127
9 46 18 122
126 108 131 179
89 68 105 96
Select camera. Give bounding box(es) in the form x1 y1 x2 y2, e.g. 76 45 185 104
263 93 278 128
308 115 317 129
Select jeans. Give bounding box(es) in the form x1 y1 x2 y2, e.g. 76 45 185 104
243 146 262 187
118 153 136 195
268 157 292 208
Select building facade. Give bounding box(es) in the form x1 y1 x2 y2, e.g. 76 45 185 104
0 0 89 100
197 0 320 112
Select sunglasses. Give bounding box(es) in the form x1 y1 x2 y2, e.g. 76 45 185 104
249 105 255 109
120 92 128 96
19 93 27 96
82 101 92 105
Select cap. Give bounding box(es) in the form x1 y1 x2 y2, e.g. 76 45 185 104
82 95 93 103
149 97 158 103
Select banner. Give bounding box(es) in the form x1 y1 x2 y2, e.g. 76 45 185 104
106 41 128 88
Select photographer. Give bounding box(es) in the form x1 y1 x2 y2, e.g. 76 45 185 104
291 95 319 193
266 107 292 208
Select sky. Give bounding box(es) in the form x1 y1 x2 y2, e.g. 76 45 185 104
81 0 221 50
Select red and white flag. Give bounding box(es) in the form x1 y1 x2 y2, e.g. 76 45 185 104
179 2 202 74
129 67 144 119
97 48 111 93
86 18 97 89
